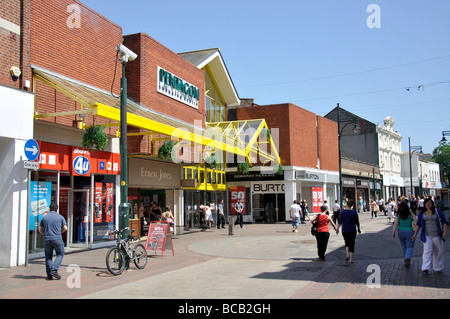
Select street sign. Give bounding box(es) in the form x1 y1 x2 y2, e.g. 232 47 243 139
23 161 39 170
24 139 39 161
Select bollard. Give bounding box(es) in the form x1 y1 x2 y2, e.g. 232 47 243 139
228 216 235 236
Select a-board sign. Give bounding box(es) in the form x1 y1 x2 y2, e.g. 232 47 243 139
145 221 174 257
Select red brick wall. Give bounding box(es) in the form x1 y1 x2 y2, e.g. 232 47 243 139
236 104 290 166
0 0 31 89
30 0 123 134
236 103 320 168
30 0 122 92
317 116 339 171
287 104 318 168
124 33 206 155
124 33 205 126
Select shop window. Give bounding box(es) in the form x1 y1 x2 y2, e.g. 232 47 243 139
29 171 59 253
92 175 116 243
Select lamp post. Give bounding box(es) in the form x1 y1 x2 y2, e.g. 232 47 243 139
337 103 360 208
117 44 138 239
408 137 422 197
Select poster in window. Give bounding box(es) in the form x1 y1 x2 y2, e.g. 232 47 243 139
229 186 246 215
312 187 323 213
94 182 103 223
29 181 52 231
104 183 114 223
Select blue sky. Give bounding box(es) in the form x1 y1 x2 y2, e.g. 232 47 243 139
82 0 450 154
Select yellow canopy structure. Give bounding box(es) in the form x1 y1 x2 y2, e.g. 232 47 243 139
32 66 280 166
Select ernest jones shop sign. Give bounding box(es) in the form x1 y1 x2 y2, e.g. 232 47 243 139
157 66 200 109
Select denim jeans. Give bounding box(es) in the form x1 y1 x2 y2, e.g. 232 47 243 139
44 239 65 276
397 229 415 259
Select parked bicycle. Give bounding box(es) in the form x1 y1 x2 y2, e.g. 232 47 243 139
106 227 147 275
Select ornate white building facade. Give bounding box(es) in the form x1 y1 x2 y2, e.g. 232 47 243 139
377 117 403 200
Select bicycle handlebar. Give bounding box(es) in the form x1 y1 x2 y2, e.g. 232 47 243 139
109 228 138 240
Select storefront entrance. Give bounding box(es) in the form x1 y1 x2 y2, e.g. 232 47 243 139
67 189 90 248
252 193 285 223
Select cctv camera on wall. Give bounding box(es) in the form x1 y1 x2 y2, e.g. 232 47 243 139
116 44 138 63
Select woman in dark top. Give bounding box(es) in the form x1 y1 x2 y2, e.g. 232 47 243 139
336 199 361 263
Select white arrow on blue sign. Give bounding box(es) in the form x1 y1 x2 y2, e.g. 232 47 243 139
24 139 40 161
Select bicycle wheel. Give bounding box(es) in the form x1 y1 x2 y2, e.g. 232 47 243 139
106 246 125 275
133 244 148 269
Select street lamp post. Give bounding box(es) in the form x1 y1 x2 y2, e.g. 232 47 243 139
337 103 360 208
116 44 138 239
408 137 422 197
441 131 450 143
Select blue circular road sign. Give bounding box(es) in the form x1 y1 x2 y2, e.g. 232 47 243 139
24 139 40 161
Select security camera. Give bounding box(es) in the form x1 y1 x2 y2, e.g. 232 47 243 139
116 44 138 63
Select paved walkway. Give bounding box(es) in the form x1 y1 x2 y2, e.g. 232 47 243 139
1 213 449 299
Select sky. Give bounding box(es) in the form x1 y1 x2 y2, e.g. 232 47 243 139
81 0 450 154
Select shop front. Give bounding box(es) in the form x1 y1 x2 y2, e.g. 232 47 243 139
251 181 285 223
28 141 120 257
227 171 284 223
294 169 339 218
128 158 184 236
341 177 357 207
341 176 376 211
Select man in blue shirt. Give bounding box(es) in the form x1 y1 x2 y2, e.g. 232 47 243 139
39 203 67 280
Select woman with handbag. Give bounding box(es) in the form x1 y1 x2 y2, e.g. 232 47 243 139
310 205 337 261
336 199 361 263
392 201 416 268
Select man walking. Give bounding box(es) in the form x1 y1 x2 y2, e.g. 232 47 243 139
234 199 244 229
216 199 226 229
289 200 301 232
39 202 67 280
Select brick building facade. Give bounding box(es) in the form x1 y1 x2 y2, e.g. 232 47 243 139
228 102 340 222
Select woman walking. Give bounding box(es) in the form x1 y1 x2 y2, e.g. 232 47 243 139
336 199 361 263
392 201 416 268
310 205 337 261
413 197 447 273
370 197 379 219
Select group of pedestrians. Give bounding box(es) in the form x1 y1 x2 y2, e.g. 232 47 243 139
306 199 360 263
393 196 447 273
300 194 447 274
199 200 226 229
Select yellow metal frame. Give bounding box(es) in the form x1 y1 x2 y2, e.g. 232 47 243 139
183 166 226 191
32 67 281 192
207 119 281 165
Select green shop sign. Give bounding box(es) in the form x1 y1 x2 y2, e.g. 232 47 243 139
157 66 200 109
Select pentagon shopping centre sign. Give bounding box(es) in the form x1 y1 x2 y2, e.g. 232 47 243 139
157 66 200 109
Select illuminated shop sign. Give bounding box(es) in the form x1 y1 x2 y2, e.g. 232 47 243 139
157 66 200 109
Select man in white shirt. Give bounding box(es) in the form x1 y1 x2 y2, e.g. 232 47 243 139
290 200 302 232
332 200 341 225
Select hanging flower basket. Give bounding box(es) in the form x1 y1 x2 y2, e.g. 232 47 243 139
158 140 178 161
82 125 109 151
237 160 249 174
